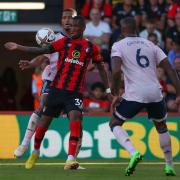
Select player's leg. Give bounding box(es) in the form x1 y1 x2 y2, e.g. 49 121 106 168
25 88 60 169
109 98 143 176
64 110 82 170
64 94 83 170
147 100 176 176
14 93 48 157
14 80 51 157
153 121 176 176
75 129 83 158
25 114 53 169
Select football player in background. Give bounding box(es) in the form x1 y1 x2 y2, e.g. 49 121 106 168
13 8 82 161
110 17 180 176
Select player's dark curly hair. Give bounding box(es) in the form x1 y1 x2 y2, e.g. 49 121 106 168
72 15 86 27
121 17 137 32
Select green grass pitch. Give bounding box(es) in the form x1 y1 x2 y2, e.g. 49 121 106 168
0 159 179 180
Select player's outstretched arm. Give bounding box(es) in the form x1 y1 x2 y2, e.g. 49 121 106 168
19 55 49 70
4 42 55 55
160 58 180 100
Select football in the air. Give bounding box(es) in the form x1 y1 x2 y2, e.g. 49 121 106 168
36 28 55 47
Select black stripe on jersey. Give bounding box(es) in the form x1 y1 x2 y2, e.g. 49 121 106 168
74 41 93 92
62 44 82 89
53 38 71 87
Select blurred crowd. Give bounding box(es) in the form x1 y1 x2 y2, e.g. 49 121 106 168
0 0 179 112
80 0 180 113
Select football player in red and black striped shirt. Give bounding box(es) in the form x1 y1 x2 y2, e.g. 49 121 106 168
5 16 112 170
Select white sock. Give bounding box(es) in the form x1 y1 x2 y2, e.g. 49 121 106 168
113 126 137 156
21 113 40 146
159 132 173 166
67 155 75 161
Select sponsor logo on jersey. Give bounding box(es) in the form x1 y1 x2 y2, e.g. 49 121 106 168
65 58 84 66
72 50 80 59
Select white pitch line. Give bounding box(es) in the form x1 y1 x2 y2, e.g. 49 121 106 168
0 162 180 166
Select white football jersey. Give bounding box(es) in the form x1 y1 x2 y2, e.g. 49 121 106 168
111 37 167 103
42 32 64 81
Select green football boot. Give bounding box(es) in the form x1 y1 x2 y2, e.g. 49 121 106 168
165 165 176 176
125 151 143 176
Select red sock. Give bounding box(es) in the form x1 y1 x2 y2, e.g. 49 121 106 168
68 121 82 156
34 126 48 150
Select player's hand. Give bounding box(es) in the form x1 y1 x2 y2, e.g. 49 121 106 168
4 42 18 50
19 60 32 70
110 96 119 112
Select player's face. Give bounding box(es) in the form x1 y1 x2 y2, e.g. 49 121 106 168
61 11 73 31
71 21 85 39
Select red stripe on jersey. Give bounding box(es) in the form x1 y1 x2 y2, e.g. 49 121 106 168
57 42 77 88
67 40 90 92
52 38 71 87
51 38 102 94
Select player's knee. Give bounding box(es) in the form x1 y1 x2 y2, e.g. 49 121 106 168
39 115 52 127
109 117 124 131
69 110 82 121
38 102 45 113
153 120 168 134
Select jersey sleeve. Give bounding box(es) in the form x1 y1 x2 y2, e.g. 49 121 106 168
111 42 122 58
154 45 167 65
51 38 65 52
91 44 103 63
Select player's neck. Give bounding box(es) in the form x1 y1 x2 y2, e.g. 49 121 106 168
72 35 83 40
62 29 71 38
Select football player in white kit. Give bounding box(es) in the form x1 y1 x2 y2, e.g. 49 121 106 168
14 8 78 157
110 17 180 176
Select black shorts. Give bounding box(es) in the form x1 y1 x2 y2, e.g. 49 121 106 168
42 88 83 117
113 98 167 122
41 80 51 94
